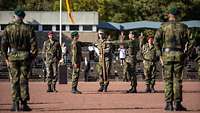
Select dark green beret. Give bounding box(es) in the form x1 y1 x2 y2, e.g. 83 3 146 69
71 31 79 38
14 8 25 17
169 7 178 15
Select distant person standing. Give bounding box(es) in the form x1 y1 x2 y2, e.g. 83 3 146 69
61 42 68 64
154 7 190 111
71 31 82 94
118 44 128 82
119 31 125 44
118 44 126 66
1 9 38 111
141 36 157 93
42 31 62 93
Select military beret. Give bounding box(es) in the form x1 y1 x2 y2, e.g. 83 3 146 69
71 31 79 38
169 7 178 15
147 35 154 40
14 8 25 18
48 31 53 35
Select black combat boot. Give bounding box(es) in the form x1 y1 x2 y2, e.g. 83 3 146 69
98 82 104 92
145 84 151 93
71 87 82 94
47 84 53 92
151 85 156 93
174 101 187 111
164 102 173 111
103 82 109 92
10 101 19 112
21 100 32 111
126 87 137 93
52 84 58 92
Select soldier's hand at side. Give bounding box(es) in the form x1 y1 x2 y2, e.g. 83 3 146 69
139 35 144 39
5 59 10 66
73 64 77 68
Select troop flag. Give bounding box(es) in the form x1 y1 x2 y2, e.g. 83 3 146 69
66 0 75 24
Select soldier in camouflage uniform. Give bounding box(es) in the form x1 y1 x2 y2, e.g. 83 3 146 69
42 31 62 93
71 31 82 94
154 7 190 111
141 36 157 93
96 29 112 92
125 31 139 93
1 9 38 111
193 30 200 79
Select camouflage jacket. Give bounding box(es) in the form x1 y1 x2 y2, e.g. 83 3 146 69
141 43 156 62
1 20 38 61
154 21 190 62
71 40 82 65
42 39 62 63
193 30 200 62
96 38 112 64
125 39 139 63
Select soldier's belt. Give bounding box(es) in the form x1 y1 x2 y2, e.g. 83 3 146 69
143 58 155 62
9 48 29 52
162 48 183 52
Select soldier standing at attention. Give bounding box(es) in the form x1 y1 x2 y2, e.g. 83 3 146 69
1 9 38 111
192 30 200 80
42 31 62 93
125 31 139 93
71 31 82 94
154 7 190 111
96 29 112 92
141 36 157 93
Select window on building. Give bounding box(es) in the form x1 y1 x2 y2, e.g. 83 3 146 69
69 25 79 31
31 25 39 31
56 25 66 31
62 25 66 30
0 24 8 30
83 25 93 31
43 25 52 31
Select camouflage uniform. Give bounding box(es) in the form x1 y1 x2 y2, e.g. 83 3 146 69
42 33 62 92
1 17 37 111
96 37 112 92
154 20 190 110
193 31 200 79
124 38 139 93
196 47 200 78
141 43 157 93
71 39 82 93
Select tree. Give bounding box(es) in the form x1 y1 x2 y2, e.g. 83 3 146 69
0 0 199 21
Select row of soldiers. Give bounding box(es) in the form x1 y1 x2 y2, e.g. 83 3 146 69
1 7 200 112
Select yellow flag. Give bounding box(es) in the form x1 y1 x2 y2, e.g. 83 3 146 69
66 0 75 24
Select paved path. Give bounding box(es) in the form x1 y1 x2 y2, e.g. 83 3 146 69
0 81 200 113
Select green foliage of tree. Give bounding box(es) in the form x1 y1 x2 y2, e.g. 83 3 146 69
0 0 199 21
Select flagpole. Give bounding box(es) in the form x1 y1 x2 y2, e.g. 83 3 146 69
59 0 62 44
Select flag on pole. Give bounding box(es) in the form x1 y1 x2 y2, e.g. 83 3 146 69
66 0 75 24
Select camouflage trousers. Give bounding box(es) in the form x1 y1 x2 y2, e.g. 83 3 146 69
72 66 80 88
123 62 137 88
163 61 183 103
143 61 156 86
96 61 110 85
45 62 58 86
197 60 200 79
8 60 31 102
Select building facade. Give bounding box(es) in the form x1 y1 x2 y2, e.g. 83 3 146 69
0 11 98 43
